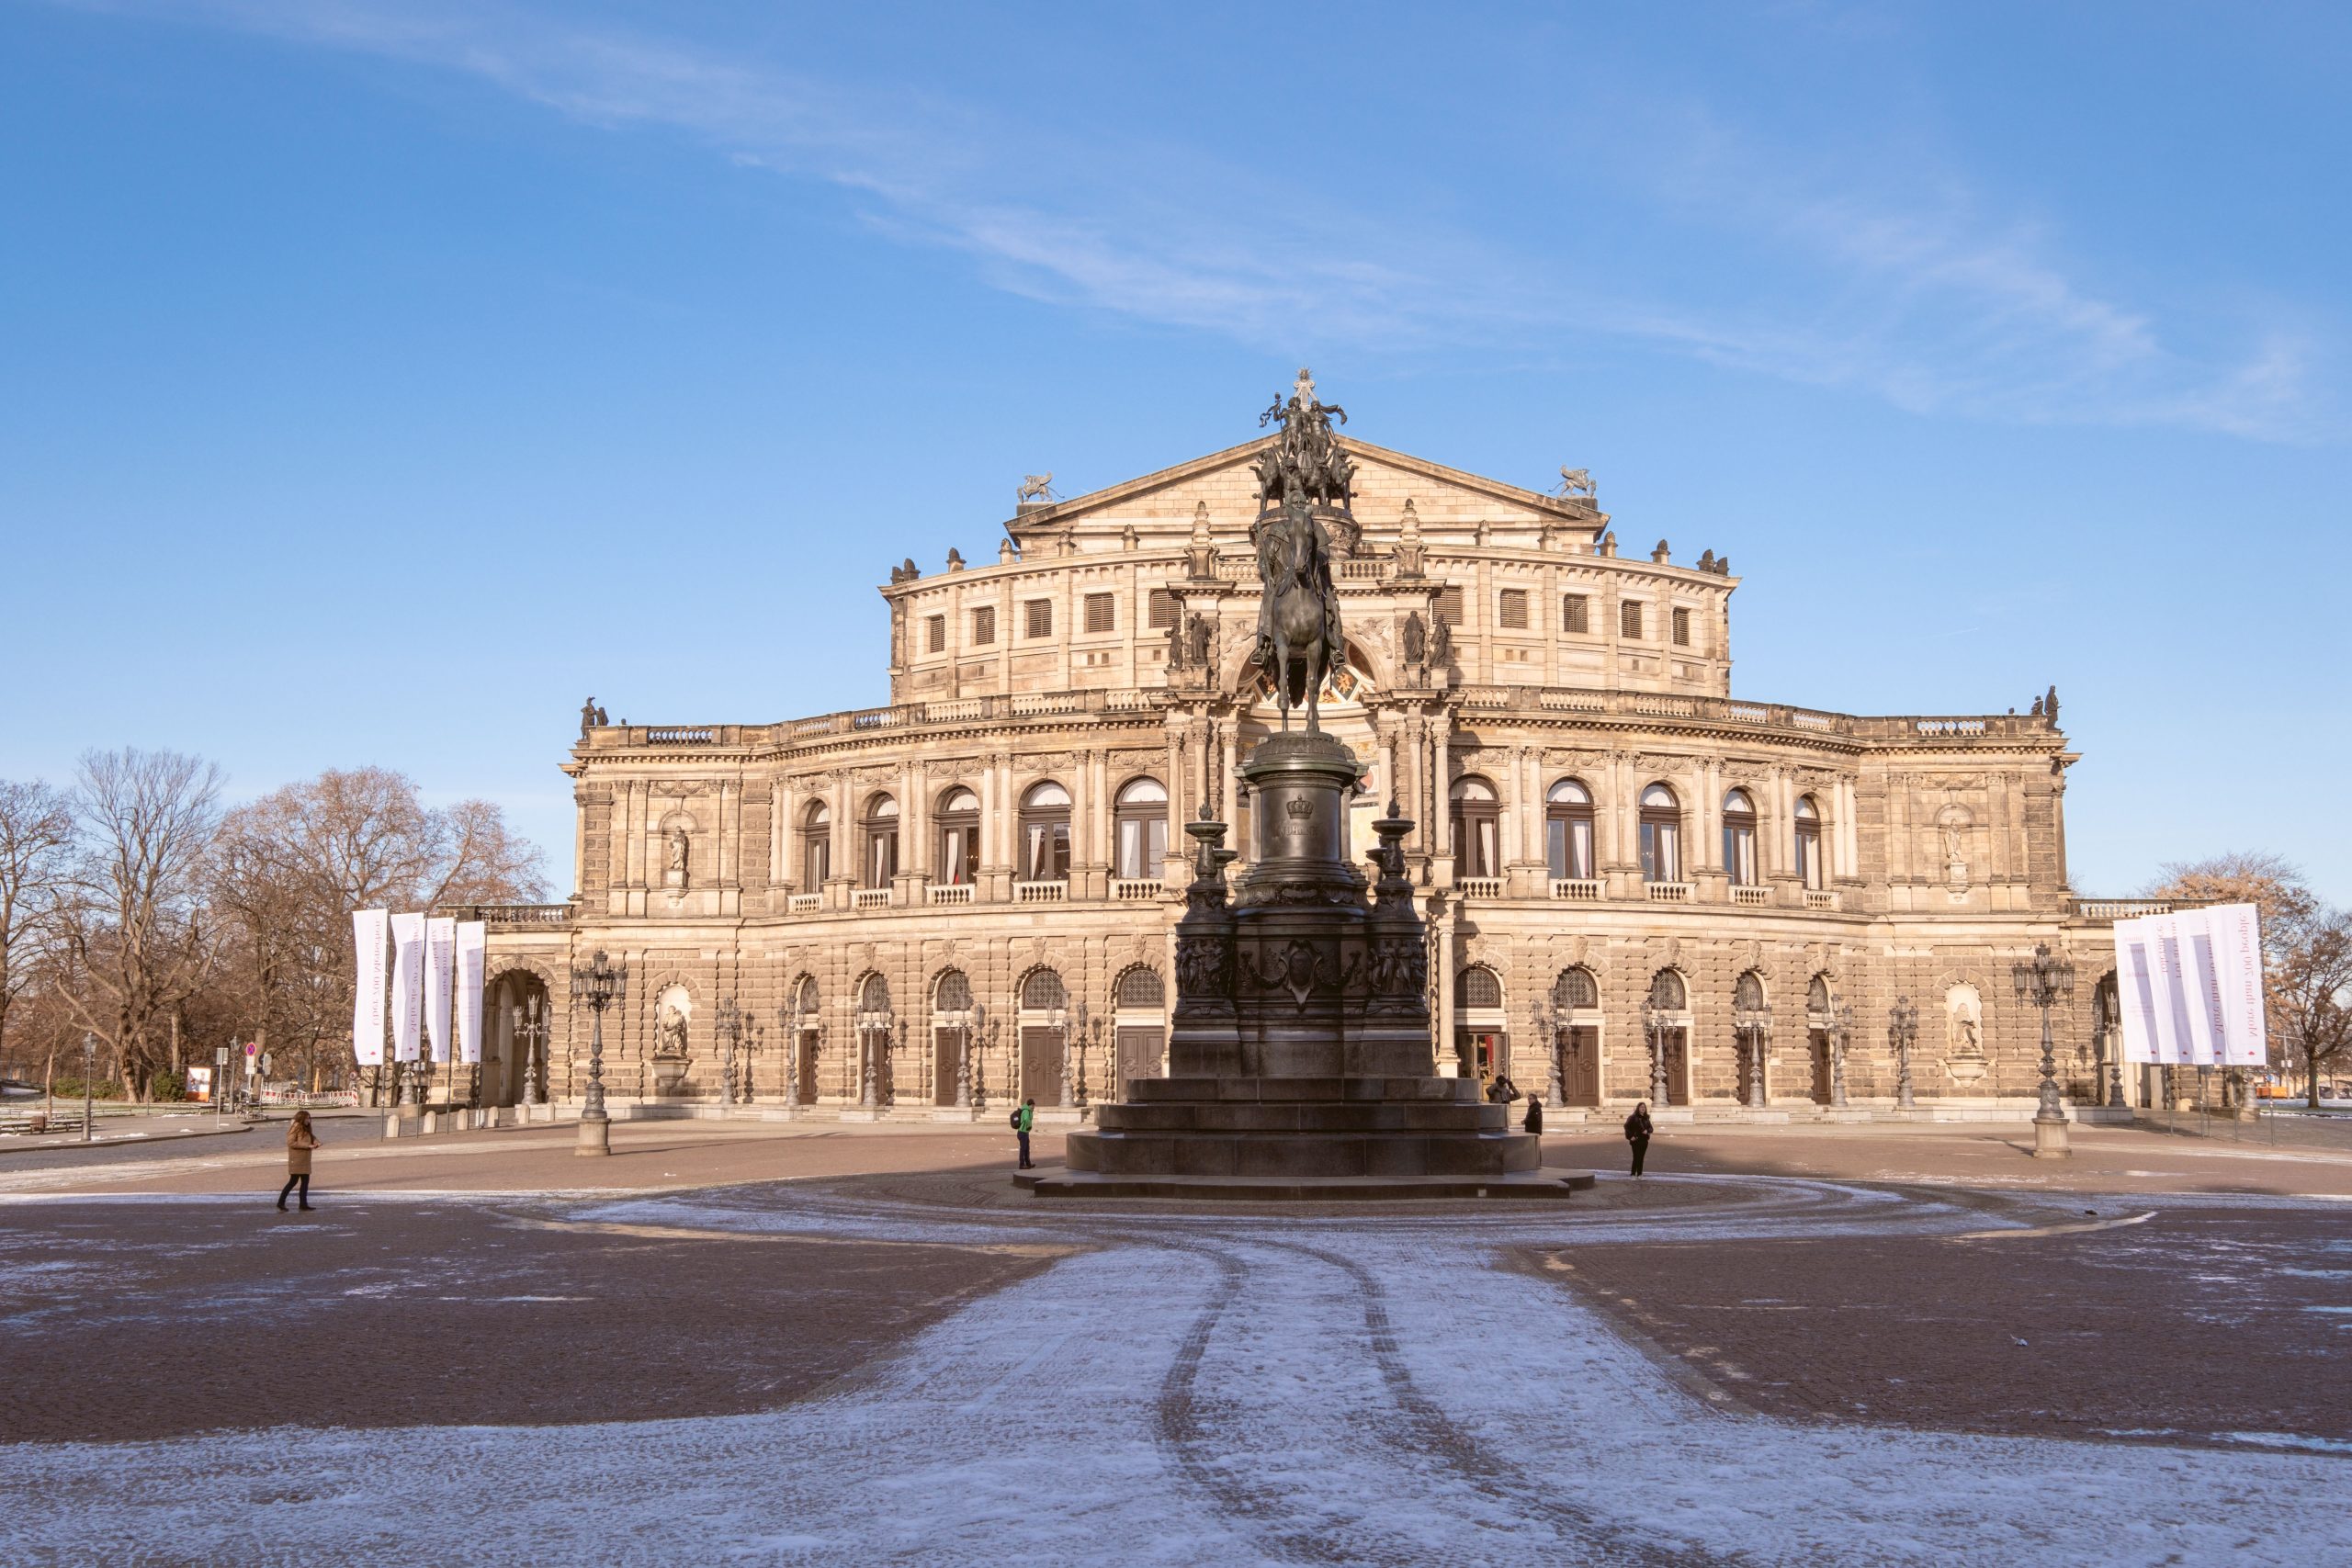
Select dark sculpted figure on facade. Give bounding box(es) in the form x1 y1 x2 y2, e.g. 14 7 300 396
1401 610 1427 666
1186 611 1216 671
580 697 607 736
1430 615 1453 669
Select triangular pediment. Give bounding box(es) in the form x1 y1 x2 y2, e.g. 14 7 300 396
1003 435 1605 554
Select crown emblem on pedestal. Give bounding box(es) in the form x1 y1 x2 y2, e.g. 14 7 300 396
1283 798 1314 819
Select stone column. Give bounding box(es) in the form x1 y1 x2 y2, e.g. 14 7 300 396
1435 911 1457 1072
1431 712 1453 861
832 772 853 908
1221 719 1238 820
716 779 734 887
1376 718 1396 810
770 779 788 887
1162 726 1186 881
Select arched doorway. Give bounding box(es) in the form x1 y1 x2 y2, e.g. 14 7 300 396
486 968 552 1108
1456 964 1507 1087
1113 965 1166 1097
1805 975 1835 1106
1733 970 1770 1107
855 972 894 1105
1551 967 1601 1108
783 976 822 1105
1019 967 1067 1107
932 970 974 1107
1647 969 1691 1106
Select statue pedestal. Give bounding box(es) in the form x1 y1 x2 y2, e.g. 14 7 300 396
1037 728 1581 1201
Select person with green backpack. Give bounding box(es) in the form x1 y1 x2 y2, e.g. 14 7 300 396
1011 1096 1035 1169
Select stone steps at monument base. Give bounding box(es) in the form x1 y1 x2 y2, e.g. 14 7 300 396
1125 1075 1486 1105
1091 1099 1510 1134
1016 1169 1593 1201
1064 1126 1543 1179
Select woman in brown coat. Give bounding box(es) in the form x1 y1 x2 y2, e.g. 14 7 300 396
277 1111 321 1212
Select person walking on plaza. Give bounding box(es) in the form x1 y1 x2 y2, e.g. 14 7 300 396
1623 1101 1653 1178
277 1110 321 1211
1523 1092 1544 1136
1013 1096 1035 1170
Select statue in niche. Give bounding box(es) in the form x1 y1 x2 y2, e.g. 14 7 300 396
1430 615 1453 669
1944 985 1987 1085
1401 611 1427 666
1934 801 1971 888
653 1003 689 1059
666 826 691 887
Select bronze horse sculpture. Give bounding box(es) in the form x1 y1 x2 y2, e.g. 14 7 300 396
1254 493 1345 732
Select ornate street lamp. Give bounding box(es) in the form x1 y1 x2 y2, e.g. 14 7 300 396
778 997 803 1111
1829 1001 1854 1109
1889 997 1918 1111
1532 995 1560 1106
714 997 741 1108
970 1003 989 1111
741 1017 762 1103
1733 995 1771 1111
956 1000 977 1111
569 950 626 1156
2106 1017 2125 1111
513 994 546 1109
1641 999 1668 1107
1073 1000 1091 1110
2013 942 2076 1158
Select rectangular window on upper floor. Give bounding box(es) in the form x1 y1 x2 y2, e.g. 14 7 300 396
971 605 996 646
926 615 945 653
1436 583 1465 626
1671 607 1691 647
1562 593 1590 634
1083 592 1114 634
1026 599 1054 638
1498 588 1528 629
1148 588 1179 628
1621 600 1645 639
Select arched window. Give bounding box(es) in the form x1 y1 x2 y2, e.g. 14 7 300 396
1553 967 1600 1011
1114 966 1165 1010
933 969 972 1014
1639 784 1682 883
789 976 820 1019
1021 967 1068 1013
1735 971 1766 1012
1722 787 1758 887
1114 777 1169 880
934 786 979 886
1459 966 1504 1009
1451 776 1500 879
863 794 899 888
1020 782 1071 883
1794 795 1824 891
1807 974 1832 1018
1545 779 1595 881
858 972 891 1016
1649 969 1688 1010
801 801 832 888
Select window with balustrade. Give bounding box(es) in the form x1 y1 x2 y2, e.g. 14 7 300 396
1113 777 1168 879
801 801 832 886
1638 783 1681 882
1722 788 1758 886
1794 795 1824 890
1020 781 1071 882
1545 779 1595 881
1450 776 1499 879
861 794 899 888
934 786 979 886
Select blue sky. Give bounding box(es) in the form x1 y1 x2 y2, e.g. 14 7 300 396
4 1 2346 901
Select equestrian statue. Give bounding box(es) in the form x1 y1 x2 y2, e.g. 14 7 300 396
1250 369 1351 733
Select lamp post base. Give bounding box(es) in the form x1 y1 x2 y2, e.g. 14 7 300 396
576 1113 611 1156
2031 1112 2072 1159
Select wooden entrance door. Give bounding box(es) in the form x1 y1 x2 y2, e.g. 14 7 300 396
1115 1025 1162 1100
1662 1028 1690 1106
1809 1029 1833 1105
1558 1026 1601 1108
933 1027 964 1106
1021 1026 1065 1107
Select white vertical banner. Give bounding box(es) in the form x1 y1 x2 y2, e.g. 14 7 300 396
2206 901 2268 1066
2173 908 2224 1066
424 917 457 1065
2113 917 2165 1065
351 909 390 1066
455 921 487 1066
390 912 426 1063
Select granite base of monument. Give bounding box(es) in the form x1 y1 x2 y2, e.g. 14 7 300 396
1029 726 1585 1201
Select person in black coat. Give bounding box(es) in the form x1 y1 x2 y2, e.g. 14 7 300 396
1523 1093 1544 1135
1623 1101 1653 1177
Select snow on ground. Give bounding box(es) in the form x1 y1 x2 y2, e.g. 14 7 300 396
2 1179 2344 1566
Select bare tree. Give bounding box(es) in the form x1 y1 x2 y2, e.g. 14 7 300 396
214 768 546 1100
2271 909 2352 1106
0 780 74 1071
56 749 224 1098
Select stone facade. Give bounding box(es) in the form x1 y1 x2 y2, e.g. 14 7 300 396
469 401 2160 1121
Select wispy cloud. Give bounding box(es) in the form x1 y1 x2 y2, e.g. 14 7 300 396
62 0 2336 441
